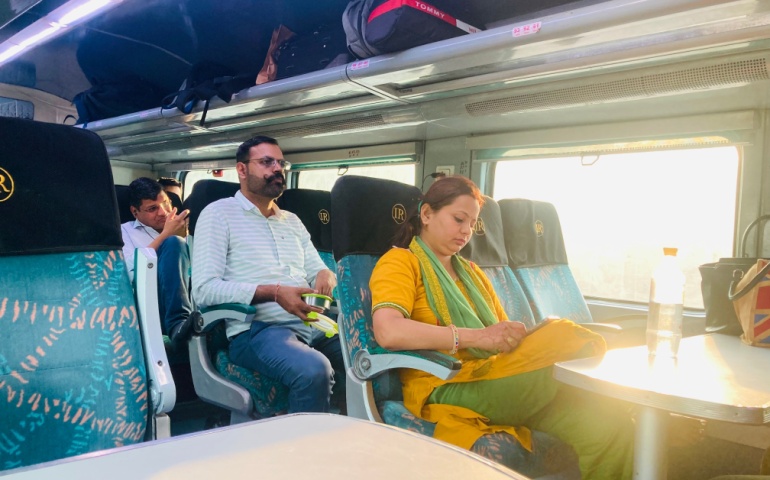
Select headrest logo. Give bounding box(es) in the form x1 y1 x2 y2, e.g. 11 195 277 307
0 167 14 202
535 220 544 237
318 209 330 224
392 204 407 224
474 218 486 236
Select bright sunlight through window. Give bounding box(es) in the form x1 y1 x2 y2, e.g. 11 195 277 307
493 147 740 309
297 164 415 191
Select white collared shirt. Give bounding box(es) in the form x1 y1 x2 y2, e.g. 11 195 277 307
121 219 159 281
191 190 329 338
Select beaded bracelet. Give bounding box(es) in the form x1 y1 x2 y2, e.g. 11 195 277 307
448 324 459 355
274 282 281 303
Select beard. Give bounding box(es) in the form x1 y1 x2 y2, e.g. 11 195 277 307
246 171 286 199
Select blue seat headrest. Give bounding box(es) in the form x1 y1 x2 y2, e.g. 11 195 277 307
0 117 122 256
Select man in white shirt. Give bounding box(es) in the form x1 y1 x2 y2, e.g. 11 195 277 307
121 177 192 350
192 135 343 413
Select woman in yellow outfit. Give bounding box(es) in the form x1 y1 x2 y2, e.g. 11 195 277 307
369 175 633 480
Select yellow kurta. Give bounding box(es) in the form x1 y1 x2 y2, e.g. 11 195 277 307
370 247 606 451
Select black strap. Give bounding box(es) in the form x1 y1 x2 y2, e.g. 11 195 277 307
728 260 770 301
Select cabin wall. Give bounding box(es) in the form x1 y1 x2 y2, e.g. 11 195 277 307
423 137 472 189
111 165 155 186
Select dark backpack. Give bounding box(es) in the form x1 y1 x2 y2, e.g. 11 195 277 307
162 61 255 126
342 0 483 59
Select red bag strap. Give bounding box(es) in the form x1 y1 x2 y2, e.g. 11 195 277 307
367 0 481 34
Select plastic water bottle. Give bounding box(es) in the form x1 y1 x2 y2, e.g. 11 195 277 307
647 247 685 357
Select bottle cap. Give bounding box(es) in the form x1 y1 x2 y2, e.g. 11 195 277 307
663 247 678 256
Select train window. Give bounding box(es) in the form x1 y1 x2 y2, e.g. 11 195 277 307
492 147 740 309
296 163 416 191
0 96 33 119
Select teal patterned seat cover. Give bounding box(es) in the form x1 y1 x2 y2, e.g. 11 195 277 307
514 265 592 324
0 252 148 470
213 350 289 417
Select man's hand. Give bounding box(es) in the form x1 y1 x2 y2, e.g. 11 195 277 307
162 207 189 237
275 285 323 322
314 269 336 298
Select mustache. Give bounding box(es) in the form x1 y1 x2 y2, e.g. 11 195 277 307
266 172 285 183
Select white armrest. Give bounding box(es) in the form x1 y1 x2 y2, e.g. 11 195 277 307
134 247 176 415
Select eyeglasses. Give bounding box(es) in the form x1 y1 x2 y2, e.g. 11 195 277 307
250 156 292 171
141 200 172 214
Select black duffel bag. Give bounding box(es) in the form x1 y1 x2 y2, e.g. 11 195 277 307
274 24 352 80
343 0 483 59
699 214 770 335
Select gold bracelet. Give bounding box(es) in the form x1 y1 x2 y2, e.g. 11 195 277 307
448 324 459 355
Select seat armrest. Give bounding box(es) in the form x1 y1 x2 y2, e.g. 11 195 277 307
353 348 462 381
196 303 256 333
188 303 257 419
188 335 253 417
134 247 176 415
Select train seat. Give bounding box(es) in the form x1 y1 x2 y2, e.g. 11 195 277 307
499 199 592 324
276 188 335 272
0 117 168 470
460 196 536 330
275 188 340 320
331 175 578 478
498 198 646 345
183 179 289 424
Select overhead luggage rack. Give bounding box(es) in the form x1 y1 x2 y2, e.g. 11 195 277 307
84 0 770 165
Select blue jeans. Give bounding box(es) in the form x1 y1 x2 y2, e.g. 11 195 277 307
229 320 345 413
157 236 192 337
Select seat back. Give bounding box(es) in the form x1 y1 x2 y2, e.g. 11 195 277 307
184 179 241 236
276 188 335 271
499 198 592 324
115 184 134 224
0 118 148 470
331 175 422 412
183 179 289 422
460 196 536 330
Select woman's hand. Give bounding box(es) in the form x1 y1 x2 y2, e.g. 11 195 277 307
464 321 527 353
